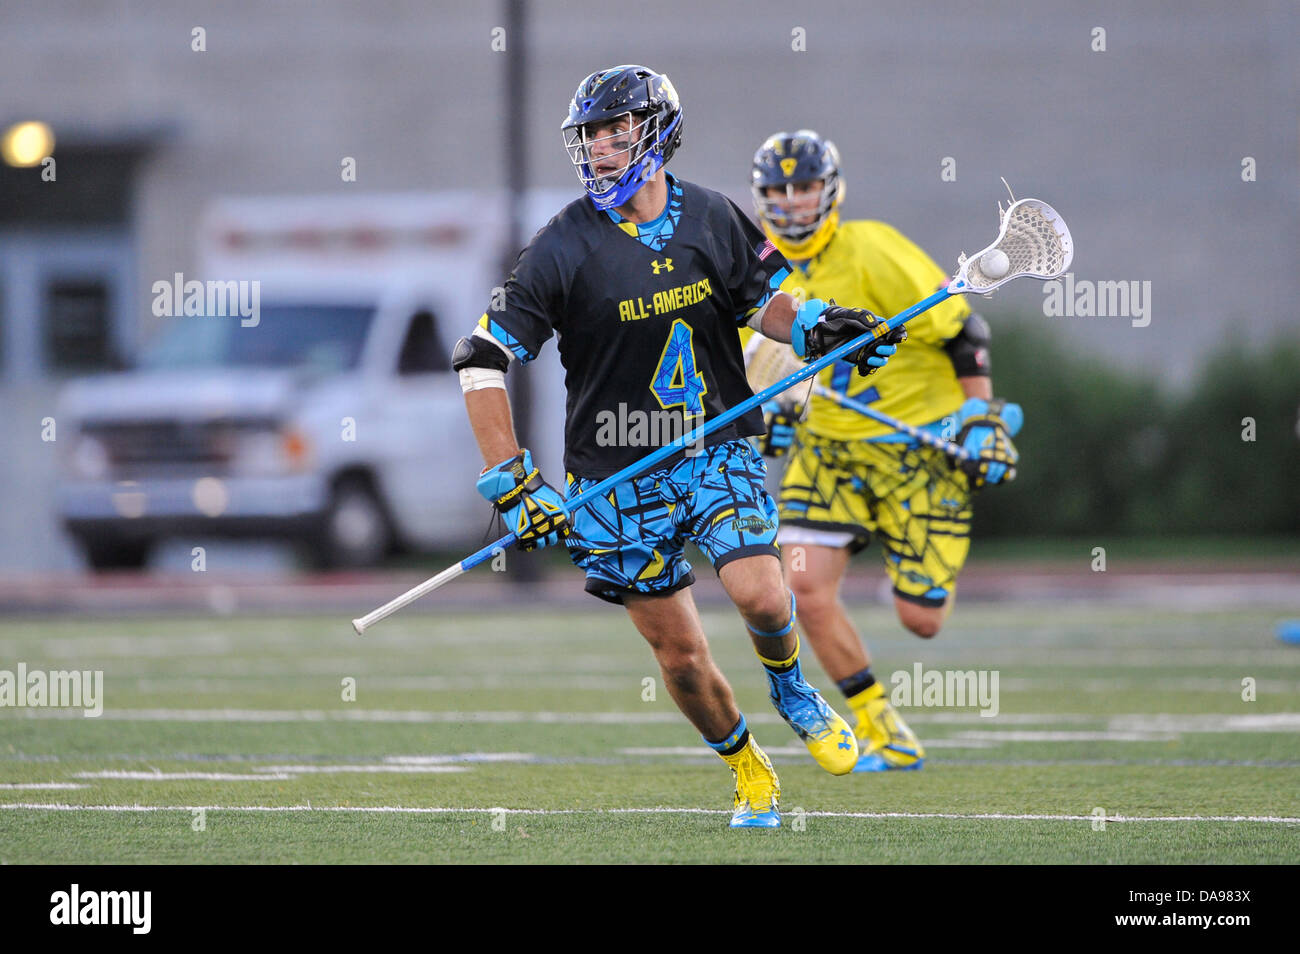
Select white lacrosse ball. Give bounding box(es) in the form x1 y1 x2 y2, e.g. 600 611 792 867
980 249 1010 279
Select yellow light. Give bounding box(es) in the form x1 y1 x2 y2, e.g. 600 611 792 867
2 121 55 167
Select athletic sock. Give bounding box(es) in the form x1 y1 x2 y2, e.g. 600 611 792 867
703 714 750 757
837 667 876 699
757 634 802 676
846 680 887 716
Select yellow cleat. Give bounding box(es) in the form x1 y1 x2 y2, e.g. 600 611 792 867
719 736 782 828
848 681 925 772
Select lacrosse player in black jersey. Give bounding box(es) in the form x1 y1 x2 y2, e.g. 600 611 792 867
451 65 904 828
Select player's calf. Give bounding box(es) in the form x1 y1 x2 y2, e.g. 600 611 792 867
624 591 740 740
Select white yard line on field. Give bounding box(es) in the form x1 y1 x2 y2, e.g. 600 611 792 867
951 731 1180 743
1 803 1297 824
0 783 87 790
7 708 689 723
249 765 468 774
383 753 538 764
71 767 471 780
73 771 296 781
126 675 631 693
619 740 999 757
1110 713 1300 732
8 709 1298 734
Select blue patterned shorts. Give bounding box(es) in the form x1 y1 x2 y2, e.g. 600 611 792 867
565 440 780 604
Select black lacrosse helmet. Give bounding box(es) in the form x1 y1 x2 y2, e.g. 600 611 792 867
561 64 684 209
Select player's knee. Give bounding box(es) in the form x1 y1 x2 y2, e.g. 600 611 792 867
787 573 837 621
746 589 794 635
897 603 945 639
727 579 790 634
657 644 709 689
905 618 942 639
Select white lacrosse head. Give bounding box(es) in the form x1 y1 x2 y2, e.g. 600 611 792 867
948 197 1073 296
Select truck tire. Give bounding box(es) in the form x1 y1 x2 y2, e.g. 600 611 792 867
312 476 393 569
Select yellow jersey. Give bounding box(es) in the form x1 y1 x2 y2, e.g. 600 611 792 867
779 220 969 441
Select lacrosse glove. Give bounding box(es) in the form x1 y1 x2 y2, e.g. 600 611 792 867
758 399 801 458
952 398 1023 488
476 448 569 550
791 298 907 376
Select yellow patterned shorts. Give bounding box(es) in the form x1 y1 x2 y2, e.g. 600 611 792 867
776 429 973 607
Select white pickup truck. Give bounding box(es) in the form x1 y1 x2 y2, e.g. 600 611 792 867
56 192 567 570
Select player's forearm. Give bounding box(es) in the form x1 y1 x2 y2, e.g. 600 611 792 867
958 376 993 401
756 291 798 343
465 386 522 468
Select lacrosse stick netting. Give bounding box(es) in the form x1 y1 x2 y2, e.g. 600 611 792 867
948 197 1073 295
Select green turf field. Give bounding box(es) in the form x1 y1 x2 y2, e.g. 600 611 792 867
1 602 1298 863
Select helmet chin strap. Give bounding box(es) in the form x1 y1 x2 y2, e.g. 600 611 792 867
763 209 840 262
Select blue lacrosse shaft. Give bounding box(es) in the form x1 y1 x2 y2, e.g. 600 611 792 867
460 287 954 573
820 387 970 461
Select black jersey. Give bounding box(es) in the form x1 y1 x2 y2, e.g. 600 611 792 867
480 176 791 479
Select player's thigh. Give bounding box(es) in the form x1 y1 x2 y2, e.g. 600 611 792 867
673 440 780 574
775 432 875 545
717 552 788 624
564 472 691 605
873 446 972 613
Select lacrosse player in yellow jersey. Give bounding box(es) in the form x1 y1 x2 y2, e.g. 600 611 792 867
747 130 1023 772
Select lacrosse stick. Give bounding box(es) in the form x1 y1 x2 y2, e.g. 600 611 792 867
948 186 1073 296
352 192 1072 634
742 332 992 470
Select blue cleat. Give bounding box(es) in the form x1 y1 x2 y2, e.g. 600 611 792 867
853 750 925 773
766 664 858 776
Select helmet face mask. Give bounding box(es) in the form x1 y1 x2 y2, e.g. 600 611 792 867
753 177 841 244
751 130 844 253
561 65 684 210
563 110 661 201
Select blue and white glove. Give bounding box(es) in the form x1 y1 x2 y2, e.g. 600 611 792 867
952 398 1023 487
476 448 569 550
790 298 906 376
758 399 800 458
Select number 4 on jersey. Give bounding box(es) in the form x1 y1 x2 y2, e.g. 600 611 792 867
651 319 707 417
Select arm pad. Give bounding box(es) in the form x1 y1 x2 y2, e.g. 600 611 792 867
452 332 511 374
943 312 991 378
453 329 512 393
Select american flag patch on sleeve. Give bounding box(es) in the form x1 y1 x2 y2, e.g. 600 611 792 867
757 239 777 261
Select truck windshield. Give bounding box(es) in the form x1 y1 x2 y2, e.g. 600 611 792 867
138 305 375 371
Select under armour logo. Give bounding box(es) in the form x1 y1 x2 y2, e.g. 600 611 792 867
838 729 853 751
651 258 673 274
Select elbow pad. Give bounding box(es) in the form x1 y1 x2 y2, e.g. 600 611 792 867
943 312 991 377
453 332 512 393
452 333 511 374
